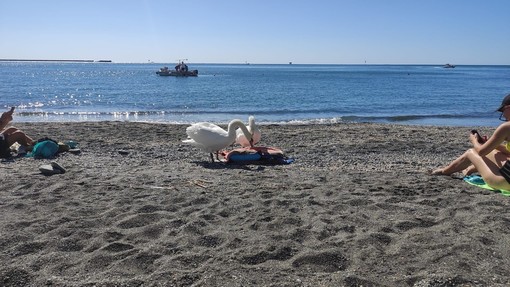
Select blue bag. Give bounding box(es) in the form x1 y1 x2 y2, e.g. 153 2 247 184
31 140 59 159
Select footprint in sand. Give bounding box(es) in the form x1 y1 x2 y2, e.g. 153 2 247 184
292 252 349 273
102 242 135 252
240 246 295 265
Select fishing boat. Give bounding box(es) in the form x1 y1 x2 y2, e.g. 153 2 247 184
156 67 198 77
156 60 198 77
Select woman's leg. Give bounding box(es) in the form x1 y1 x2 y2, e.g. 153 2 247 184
463 165 477 176
463 149 510 190
462 149 508 176
2 127 18 135
433 149 509 175
432 149 475 175
5 129 34 147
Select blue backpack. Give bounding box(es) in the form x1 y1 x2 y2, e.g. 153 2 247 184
31 140 59 159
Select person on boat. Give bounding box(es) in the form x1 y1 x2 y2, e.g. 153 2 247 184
0 107 35 158
432 93 510 191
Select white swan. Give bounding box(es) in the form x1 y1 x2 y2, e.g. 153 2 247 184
183 119 253 162
236 116 261 147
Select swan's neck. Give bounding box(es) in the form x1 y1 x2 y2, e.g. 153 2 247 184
249 117 255 130
228 120 251 140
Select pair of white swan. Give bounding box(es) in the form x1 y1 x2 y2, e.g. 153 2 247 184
183 116 261 162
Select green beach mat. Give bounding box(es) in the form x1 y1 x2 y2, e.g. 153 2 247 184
463 175 510 196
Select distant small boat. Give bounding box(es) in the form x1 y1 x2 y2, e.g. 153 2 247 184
156 68 198 77
156 60 198 77
443 63 455 68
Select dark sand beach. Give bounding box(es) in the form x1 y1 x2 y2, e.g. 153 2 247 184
1 121 510 286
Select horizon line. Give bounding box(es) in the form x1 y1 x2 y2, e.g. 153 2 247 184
1 59 509 66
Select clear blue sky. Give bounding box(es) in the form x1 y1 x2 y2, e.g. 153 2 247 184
1 0 509 64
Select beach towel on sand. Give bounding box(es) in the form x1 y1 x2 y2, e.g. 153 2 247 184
220 146 294 164
464 175 510 196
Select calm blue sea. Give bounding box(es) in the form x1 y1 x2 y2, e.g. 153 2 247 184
1 62 509 126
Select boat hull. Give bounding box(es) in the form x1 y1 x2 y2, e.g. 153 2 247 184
156 70 198 77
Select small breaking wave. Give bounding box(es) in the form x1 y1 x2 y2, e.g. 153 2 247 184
12 110 500 127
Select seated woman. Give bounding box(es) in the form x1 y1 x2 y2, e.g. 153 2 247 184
432 93 510 191
0 107 35 158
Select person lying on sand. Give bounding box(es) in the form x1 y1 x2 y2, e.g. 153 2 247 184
432 93 510 191
0 106 35 158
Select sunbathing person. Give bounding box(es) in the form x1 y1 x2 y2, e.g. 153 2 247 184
432 93 510 191
0 107 35 158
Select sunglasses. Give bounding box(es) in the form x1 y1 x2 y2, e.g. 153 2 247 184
500 105 510 121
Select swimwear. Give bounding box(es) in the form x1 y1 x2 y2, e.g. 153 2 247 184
0 134 11 158
500 161 510 184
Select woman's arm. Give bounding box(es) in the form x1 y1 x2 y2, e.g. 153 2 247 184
0 111 13 131
0 117 8 131
474 123 510 156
